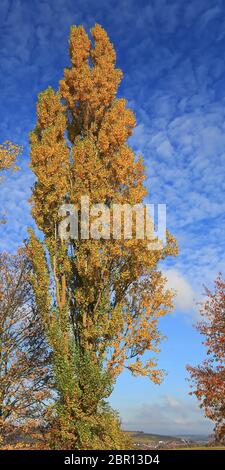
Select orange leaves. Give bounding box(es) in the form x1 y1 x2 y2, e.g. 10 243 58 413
91 24 116 66
187 275 225 443
71 136 108 202
0 249 52 446
60 26 92 116
60 23 122 133
29 88 70 234
90 24 122 109
97 99 135 153
28 23 178 449
35 87 65 130
69 25 91 66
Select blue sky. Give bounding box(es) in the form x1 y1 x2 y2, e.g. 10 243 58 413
1 0 225 435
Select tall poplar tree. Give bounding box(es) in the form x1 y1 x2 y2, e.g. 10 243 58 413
28 24 178 449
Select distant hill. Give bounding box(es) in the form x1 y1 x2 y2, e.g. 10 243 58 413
176 434 209 443
126 431 209 441
126 431 181 441
124 431 209 449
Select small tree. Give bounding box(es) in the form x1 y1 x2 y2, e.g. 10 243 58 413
0 249 52 447
187 275 225 443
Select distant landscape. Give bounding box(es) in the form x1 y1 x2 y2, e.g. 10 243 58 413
126 431 225 450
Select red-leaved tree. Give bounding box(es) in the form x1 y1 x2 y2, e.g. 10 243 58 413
187 275 225 443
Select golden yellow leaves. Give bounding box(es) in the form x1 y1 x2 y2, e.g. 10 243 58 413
29 23 178 391
97 99 136 153
60 23 122 130
69 25 91 66
0 141 21 173
29 88 70 234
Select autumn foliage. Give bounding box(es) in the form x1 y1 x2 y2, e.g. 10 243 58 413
187 275 225 443
27 24 178 449
0 141 49 448
0 141 22 224
0 249 52 448
0 141 21 174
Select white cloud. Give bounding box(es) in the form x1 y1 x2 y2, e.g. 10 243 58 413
200 6 221 30
164 269 196 313
123 395 213 435
0 160 35 252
